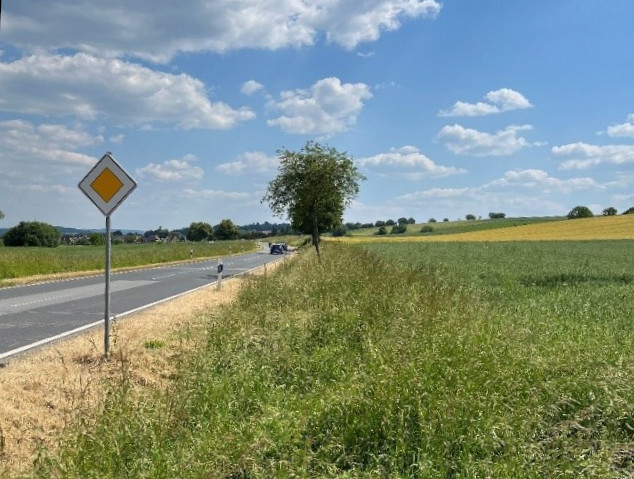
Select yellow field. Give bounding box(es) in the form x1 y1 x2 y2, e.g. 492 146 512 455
332 215 634 243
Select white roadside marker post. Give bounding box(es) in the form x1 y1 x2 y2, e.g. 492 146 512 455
217 258 224 290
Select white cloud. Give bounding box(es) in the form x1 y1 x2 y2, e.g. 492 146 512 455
136 156 204 181
614 192 634 203
0 53 255 129
241 80 265 96
321 1 442 50
486 169 600 193
383 168 607 221
215 151 278 176
438 88 533 117
268 77 372 135
182 188 256 202
436 124 538 156
606 114 634 138
5 1 441 63
396 187 471 201
358 145 466 178
0 119 99 168
552 142 634 170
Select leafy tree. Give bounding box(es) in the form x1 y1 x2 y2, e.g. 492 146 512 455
143 226 170 240
263 141 365 257
331 226 348 237
421 225 434 233
3 221 60 247
489 212 506 219
428 218 437 223
124 233 140 244
374 220 386 227
466 214 476 220
385 219 396 226
397 217 408 225
376 225 387 235
0 210 4 221
390 224 407 234
623 206 634 215
567 205 594 219
407 217 416 224
602 207 617 216
88 232 105 246
187 221 213 242
214 219 241 240
443 218 449 222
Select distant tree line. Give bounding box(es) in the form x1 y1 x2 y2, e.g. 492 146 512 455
2 203 633 247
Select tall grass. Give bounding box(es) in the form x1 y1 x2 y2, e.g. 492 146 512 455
20 240 634 478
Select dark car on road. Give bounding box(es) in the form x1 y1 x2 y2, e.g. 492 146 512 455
270 243 285 254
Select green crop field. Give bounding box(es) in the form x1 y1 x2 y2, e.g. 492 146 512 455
22 239 634 478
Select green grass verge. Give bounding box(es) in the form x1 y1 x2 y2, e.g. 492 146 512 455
20 240 634 478
0 241 257 283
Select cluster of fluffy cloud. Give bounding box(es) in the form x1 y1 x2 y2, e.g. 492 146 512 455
433 88 542 157
606 113 634 138
135 156 204 181
0 53 254 130
358 145 466 179
438 88 533 117
5 0 442 62
436 124 539 157
267 77 373 135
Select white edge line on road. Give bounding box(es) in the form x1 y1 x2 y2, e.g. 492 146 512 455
0 259 285 362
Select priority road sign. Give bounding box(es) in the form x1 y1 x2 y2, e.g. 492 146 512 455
78 153 137 216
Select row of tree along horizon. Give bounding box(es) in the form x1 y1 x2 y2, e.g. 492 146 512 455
1 204 633 248
0 215 484 247
0 212 508 247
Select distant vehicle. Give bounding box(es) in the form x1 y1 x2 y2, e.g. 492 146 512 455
270 243 285 254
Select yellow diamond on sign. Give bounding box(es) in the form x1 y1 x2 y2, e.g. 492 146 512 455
79 153 137 217
91 167 124 202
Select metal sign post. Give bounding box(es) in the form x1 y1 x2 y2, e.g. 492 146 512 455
105 215 112 355
79 153 137 357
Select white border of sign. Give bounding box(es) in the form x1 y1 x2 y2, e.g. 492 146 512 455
78 153 137 217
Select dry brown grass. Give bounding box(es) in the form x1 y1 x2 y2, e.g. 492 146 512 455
0 263 281 476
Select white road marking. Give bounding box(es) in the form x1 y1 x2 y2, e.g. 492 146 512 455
0 280 154 316
0 259 286 361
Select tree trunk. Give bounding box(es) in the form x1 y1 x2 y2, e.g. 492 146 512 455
312 220 321 261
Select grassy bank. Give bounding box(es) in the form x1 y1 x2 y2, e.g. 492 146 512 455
0 240 257 284
339 214 634 242
345 216 564 237
14 240 634 478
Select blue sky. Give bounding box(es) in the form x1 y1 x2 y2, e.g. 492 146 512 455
1 1 633 231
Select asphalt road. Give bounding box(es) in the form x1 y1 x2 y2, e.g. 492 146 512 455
0 247 288 360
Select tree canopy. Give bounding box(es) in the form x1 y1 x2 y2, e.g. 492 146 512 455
214 219 241 240
263 141 365 257
3 221 60 247
567 205 594 219
602 207 617 216
187 221 213 242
